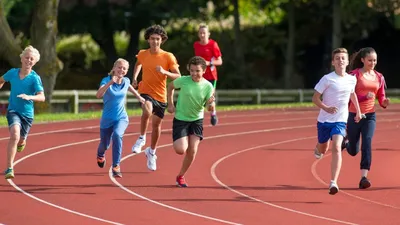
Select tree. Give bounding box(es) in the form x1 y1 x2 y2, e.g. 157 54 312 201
0 0 63 112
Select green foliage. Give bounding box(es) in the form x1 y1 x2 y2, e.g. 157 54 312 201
56 35 102 69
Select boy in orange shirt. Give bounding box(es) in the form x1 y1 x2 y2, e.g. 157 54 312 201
131 25 181 171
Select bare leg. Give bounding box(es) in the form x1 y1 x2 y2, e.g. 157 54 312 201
330 135 343 183
7 125 20 168
140 101 153 136
178 135 200 176
150 115 163 150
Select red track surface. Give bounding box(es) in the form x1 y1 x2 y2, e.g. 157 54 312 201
0 105 399 225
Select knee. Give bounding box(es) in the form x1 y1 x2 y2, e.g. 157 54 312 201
346 143 358 156
173 143 186 155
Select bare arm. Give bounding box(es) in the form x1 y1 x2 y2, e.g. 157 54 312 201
167 81 175 106
350 92 362 116
132 62 142 87
17 91 45 102
207 56 223 66
0 76 5 89
159 65 181 80
312 91 328 111
96 79 114 99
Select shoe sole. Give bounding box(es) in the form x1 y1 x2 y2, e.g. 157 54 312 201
359 180 371 189
176 182 188 187
5 174 15 179
329 186 339 195
17 145 26 153
145 150 157 171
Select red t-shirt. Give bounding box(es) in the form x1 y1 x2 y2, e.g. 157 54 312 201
193 39 222 81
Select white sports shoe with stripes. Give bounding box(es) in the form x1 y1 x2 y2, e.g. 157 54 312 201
132 137 145 154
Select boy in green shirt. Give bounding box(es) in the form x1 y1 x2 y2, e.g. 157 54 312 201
167 56 215 187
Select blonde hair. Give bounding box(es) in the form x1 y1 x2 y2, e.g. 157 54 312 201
109 58 129 75
20 45 40 62
198 23 209 31
331 47 348 59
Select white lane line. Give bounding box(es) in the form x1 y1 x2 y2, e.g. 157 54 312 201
210 137 359 225
7 120 311 224
110 125 315 225
311 127 400 210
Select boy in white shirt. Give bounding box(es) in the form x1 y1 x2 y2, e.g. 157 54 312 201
312 47 362 195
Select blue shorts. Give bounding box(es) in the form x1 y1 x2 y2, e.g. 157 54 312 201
6 110 33 140
317 122 346 144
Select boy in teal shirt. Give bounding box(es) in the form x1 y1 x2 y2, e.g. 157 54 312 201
167 56 215 187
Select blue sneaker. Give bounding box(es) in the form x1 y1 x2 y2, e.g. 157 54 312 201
5 168 14 179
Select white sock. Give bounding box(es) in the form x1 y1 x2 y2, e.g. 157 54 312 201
211 110 216 116
139 135 145 140
150 148 156 155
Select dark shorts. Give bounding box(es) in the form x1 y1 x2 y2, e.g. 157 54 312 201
207 80 217 89
6 110 33 140
141 94 167 119
172 118 204 142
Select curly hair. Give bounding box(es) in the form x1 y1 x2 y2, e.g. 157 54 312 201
187 56 207 71
144 25 168 43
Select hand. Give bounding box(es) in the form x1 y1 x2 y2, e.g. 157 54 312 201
382 98 390 108
132 80 138 88
207 102 215 111
323 106 338 114
366 92 375 99
111 75 119 83
137 96 145 104
207 96 215 104
354 113 363 123
167 104 175 114
17 94 31 100
156 65 166 75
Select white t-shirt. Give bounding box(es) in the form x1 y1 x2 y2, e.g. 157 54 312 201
314 71 357 123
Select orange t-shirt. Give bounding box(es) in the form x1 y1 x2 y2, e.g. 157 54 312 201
349 73 380 114
137 49 179 103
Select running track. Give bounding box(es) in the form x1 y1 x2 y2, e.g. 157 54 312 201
0 105 399 225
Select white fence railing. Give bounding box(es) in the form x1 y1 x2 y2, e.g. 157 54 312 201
0 89 399 114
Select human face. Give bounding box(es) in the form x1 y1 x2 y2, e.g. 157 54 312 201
361 52 377 71
198 27 210 43
331 52 348 71
113 62 128 78
189 64 205 82
148 34 162 50
21 51 37 69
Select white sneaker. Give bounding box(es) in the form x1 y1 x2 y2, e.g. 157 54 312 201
132 137 145 154
314 146 323 159
144 147 157 171
329 181 339 195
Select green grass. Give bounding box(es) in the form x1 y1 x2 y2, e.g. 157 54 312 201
0 99 399 127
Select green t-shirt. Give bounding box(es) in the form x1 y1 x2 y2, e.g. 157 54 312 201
173 76 214 121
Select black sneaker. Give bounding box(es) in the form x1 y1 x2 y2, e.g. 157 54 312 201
359 176 371 189
211 114 218 126
97 156 106 168
341 136 348 151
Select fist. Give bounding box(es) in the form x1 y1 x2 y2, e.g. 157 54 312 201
156 65 165 75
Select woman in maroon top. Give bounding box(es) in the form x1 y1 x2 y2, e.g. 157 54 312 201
193 24 223 126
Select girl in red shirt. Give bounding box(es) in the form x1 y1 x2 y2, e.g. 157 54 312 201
344 47 390 189
193 24 223 126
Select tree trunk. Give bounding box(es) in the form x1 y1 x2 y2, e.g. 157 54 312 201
30 0 63 113
232 0 246 76
0 2 22 67
332 0 341 49
284 0 295 89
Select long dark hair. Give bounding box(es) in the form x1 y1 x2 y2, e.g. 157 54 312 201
349 47 376 70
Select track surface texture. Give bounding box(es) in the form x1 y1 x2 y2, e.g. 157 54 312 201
1 105 399 225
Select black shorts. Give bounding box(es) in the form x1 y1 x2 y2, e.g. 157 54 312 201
172 118 204 142
141 94 167 119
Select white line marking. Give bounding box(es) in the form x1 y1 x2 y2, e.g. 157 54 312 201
210 137 359 225
7 120 311 224
311 137 400 210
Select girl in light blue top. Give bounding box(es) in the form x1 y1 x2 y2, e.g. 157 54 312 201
96 58 145 178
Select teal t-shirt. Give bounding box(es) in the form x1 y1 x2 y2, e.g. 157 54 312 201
3 68 44 118
173 76 213 121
